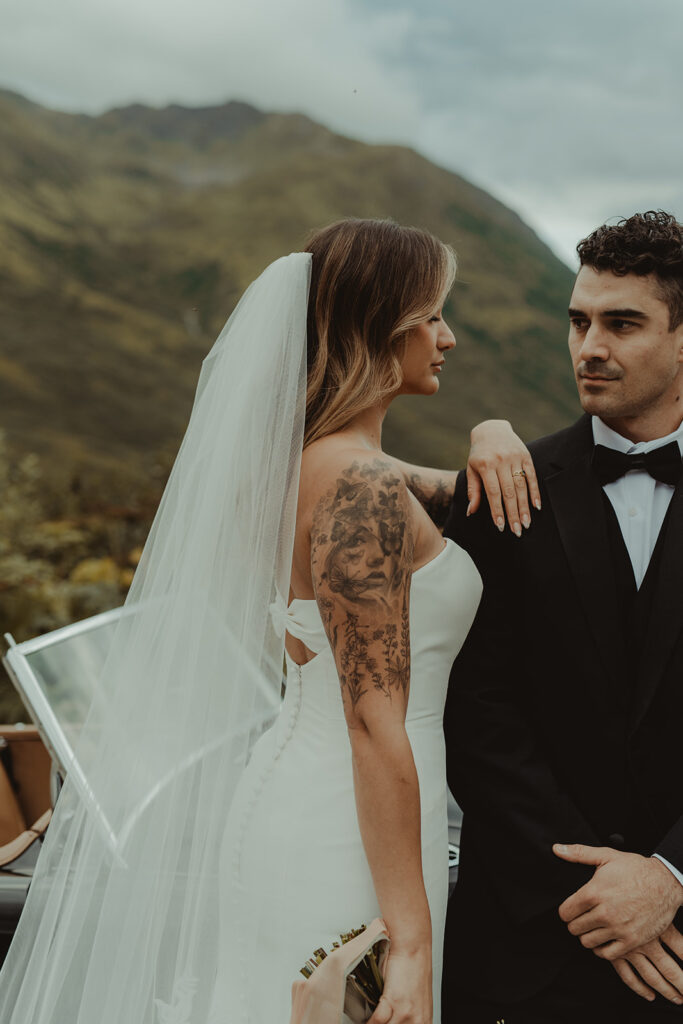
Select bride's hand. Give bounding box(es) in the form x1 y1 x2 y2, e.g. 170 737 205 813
368 946 432 1024
466 418 540 536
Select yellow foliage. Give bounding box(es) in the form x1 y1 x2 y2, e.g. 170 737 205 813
0 431 152 720
69 557 120 585
118 568 136 588
127 546 144 566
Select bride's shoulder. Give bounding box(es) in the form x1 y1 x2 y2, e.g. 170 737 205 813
298 438 408 522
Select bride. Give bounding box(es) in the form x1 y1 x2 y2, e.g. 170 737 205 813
0 218 537 1024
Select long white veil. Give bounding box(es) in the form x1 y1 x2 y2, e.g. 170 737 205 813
0 252 312 1022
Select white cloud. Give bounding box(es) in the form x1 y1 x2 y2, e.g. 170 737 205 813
2 0 683 265
1 0 420 139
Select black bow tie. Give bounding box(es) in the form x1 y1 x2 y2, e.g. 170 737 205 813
592 441 682 487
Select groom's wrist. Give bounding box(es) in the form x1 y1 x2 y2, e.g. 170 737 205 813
652 854 683 904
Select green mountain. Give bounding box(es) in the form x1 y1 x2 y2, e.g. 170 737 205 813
0 88 580 483
0 89 585 718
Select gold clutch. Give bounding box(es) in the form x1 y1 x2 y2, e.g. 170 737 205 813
290 918 390 1024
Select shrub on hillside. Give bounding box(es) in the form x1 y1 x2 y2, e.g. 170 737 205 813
0 433 157 721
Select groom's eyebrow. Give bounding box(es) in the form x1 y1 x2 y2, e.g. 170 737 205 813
567 306 648 319
601 308 648 319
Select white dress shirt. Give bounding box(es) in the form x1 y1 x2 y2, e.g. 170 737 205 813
592 416 683 888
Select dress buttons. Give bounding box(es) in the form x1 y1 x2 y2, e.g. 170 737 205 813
607 832 625 849
628 507 639 517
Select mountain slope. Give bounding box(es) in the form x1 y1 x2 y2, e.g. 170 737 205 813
0 90 580 485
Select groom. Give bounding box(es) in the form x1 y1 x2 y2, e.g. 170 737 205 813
442 211 683 1022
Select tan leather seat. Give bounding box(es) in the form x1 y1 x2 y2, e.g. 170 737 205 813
0 759 26 846
0 809 51 868
0 727 51 825
0 726 52 865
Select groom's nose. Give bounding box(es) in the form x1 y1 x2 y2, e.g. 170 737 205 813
579 324 610 363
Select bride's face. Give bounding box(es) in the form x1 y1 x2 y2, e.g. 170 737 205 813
398 309 456 396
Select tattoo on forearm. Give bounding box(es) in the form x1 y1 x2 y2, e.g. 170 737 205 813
407 472 452 529
311 459 412 714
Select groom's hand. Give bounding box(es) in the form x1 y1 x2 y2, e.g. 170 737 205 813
611 926 683 1005
554 844 683 957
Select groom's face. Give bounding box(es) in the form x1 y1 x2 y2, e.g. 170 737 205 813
568 266 683 429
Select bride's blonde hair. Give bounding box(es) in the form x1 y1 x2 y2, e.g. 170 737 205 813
304 218 456 448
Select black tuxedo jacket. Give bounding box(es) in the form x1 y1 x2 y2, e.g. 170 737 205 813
442 414 683 1005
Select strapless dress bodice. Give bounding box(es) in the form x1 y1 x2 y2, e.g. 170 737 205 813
277 537 482 729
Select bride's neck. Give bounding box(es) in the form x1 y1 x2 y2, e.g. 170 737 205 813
340 401 390 451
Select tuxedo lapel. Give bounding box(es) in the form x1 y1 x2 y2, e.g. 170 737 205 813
545 451 625 688
631 478 683 733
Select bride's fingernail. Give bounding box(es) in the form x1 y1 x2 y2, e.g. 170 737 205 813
496 517 505 532
466 502 472 517
513 522 522 538
534 499 542 510
522 514 530 529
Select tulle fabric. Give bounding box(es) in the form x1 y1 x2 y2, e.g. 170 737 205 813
0 253 311 1023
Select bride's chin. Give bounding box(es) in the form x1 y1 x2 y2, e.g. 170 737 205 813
398 377 441 397
415 380 440 397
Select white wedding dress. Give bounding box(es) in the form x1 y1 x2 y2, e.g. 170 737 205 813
208 537 482 1023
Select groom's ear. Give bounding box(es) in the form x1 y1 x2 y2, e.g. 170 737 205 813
673 317 683 362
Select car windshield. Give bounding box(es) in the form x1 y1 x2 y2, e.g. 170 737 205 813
3 609 129 852
2 607 237 854
3 609 121 776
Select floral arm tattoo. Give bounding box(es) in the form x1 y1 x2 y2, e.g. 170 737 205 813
310 459 414 719
405 471 456 530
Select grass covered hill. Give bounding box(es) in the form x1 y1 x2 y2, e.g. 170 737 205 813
0 87 580 482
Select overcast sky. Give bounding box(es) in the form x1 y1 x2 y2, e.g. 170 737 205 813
3 0 682 266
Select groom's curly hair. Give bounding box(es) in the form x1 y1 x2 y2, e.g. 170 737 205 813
577 211 683 330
